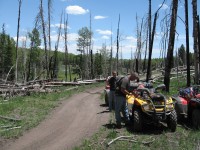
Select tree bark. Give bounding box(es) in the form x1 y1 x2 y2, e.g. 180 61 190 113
53 11 63 79
185 0 191 87
164 0 179 92
146 0 151 81
192 0 198 84
64 13 68 81
40 0 49 78
116 14 120 73
15 0 22 83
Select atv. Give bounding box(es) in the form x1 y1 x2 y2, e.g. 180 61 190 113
172 86 200 129
126 83 177 132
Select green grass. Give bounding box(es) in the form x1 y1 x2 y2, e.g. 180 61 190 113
73 77 200 150
0 82 104 138
57 64 79 81
1 76 200 149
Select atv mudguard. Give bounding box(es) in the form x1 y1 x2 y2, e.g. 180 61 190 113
172 96 188 118
188 98 200 112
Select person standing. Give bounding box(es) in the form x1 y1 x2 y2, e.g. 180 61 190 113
108 71 117 111
115 71 139 128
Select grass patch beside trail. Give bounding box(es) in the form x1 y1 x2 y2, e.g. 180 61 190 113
0 82 104 139
74 77 200 150
74 118 200 150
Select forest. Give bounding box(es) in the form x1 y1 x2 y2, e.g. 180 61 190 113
0 0 199 92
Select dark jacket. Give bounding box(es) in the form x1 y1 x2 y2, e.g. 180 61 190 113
108 76 117 91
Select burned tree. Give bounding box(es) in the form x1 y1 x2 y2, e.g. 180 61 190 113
64 13 69 81
192 0 199 84
116 14 120 73
15 0 22 82
52 12 63 79
164 0 179 92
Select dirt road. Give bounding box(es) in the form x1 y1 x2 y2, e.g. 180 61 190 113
2 86 110 150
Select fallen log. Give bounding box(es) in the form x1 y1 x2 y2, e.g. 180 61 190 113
107 136 134 146
0 115 21 121
47 82 80 86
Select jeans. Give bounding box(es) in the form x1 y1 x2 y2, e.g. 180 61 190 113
109 90 115 111
115 95 130 125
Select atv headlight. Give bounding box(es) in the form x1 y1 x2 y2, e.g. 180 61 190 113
142 104 150 111
166 104 174 110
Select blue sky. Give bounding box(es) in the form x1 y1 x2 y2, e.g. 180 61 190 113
0 0 199 59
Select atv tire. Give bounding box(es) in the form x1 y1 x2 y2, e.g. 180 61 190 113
133 109 143 132
192 109 200 129
167 110 177 132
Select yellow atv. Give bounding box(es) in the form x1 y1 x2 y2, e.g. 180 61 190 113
127 84 177 132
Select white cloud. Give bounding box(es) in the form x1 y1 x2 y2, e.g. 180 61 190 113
13 36 27 42
50 33 78 42
101 35 110 39
159 4 168 10
68 33 78 41
51 24 70 29
94 15 107 20
96 29 112 35
66 5 89 15
38 45 44 49
126 36 137 43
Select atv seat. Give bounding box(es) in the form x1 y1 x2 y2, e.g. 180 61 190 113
150 93 164 101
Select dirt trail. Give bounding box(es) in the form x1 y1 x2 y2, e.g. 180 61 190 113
2 86 110 150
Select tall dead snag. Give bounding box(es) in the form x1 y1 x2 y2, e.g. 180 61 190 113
15 0 22 83
164 0 179 92
53 11 63 79
143 20 148 72
192 0 199 84
198 16 200 70
116 14 120 73
146 0 166 81
146 0 152 82
89 12 94 79
160 11 170 67
64 13 68 81
110 26 113 74
135 15 144 73
185 0 191 87
39 0 49 78
48 0 53 76
146 11 158 81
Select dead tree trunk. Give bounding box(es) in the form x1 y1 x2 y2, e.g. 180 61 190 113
146 0 152 81
146 12 158 81
143 22 148 72
109 26 113 75
15 0 22 83
48 0 52 76
164 0 179 92
136 15 144 73
64 13 68 81
40 0 49 78
192 0 199 84
53 11 63 79
116 14 120 73
185 0 191 87
89 13 94 79
198 16 200 72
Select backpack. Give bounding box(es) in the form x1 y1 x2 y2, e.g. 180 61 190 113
179 87 193 98
115 77 125 96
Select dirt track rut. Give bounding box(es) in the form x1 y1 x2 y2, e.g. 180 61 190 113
2 86 109 150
